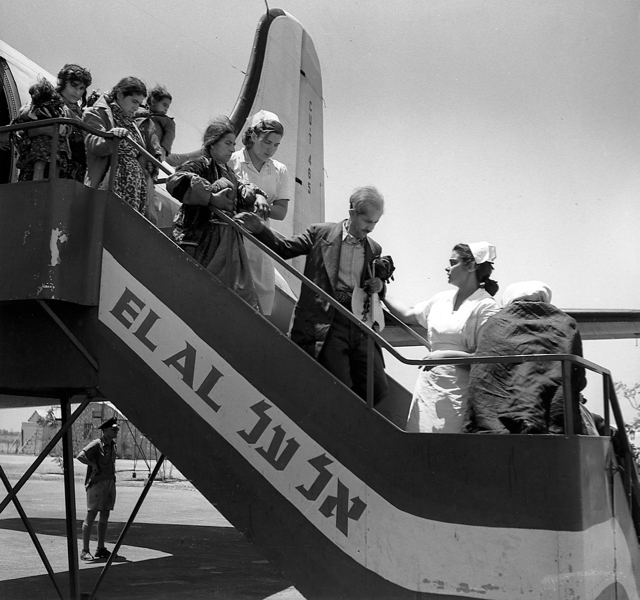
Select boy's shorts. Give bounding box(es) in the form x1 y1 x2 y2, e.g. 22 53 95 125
87 479 116 511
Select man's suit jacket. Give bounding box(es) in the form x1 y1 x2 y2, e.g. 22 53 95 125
254 220 382 358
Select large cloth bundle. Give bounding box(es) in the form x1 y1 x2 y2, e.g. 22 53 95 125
465 301 586 434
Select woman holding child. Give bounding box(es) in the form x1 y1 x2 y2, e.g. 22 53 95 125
83 76 150 216
134 85 172 224
167 116 264 311
384 242 500 433
12 63 92 181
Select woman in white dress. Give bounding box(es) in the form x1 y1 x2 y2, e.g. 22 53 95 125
384 242 500 433
230 110 292 315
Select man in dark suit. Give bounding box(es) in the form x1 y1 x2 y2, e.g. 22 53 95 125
237 185 388 405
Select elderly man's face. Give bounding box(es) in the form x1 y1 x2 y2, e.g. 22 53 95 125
348 206 383 239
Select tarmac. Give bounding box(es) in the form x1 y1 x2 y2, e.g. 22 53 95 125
0 454 305 600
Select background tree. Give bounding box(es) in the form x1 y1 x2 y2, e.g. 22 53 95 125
615 381 640 468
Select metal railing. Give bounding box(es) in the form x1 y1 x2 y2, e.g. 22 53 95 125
1 120 632 438
0 116 170 187
226 209 604 415
230 214 640 530
231 210 640 531
0 120 425 406
2 119 633 442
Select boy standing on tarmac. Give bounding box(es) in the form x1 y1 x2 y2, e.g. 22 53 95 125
76 417 119 561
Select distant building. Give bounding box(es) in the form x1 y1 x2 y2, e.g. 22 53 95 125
19 402 158 461
19 411 58 455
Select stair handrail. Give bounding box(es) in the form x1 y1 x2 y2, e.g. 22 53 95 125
3 119 633 434
227 207 640 513
0 117 172 184
0 119 422 359
234 205 640 525
382 310 432 348
224 209 605 371
2 120 629 416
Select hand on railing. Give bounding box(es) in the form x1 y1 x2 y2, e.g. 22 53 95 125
110 127 130 139
235 211 265 234
209 187 235 212
0 117 173 181
419 349 474 371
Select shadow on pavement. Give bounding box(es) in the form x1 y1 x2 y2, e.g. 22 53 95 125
0 517 295 600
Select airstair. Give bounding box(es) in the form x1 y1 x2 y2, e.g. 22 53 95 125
1 118 640 599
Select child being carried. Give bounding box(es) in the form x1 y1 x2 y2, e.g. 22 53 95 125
13 78 72 181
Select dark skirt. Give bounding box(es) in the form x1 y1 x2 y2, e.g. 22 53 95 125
183 221 260 312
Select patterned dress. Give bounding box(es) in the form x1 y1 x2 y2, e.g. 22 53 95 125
99 101 147 216
12 97 72 181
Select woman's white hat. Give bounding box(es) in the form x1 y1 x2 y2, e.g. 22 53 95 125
468 241 497 264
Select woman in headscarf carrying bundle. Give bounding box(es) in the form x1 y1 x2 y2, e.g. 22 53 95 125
464 281 587 435
167 116 264 310
384 242 500 433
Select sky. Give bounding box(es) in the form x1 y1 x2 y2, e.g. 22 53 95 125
1 0 639 430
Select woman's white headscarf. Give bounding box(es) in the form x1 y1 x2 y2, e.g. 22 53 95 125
249 109 280 127
502 281 552 306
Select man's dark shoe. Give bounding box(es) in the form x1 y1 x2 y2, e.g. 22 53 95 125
94 547 111 559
